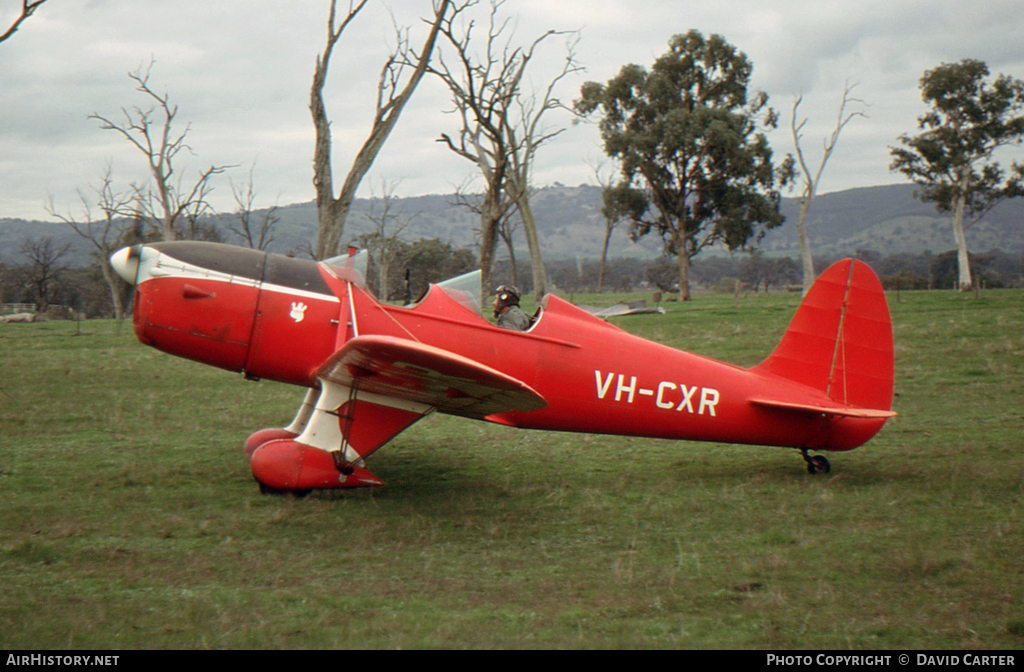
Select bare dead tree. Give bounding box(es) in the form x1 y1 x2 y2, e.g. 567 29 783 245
427 0 579 299
312 0 452 260
437 115 512 297
46 166 135 320
90 60 230 242
495 208 520 288
175 169 226 241
451 176 521 287
0 0 48 44
228 162 280 251
504 31 582 299
791 82 867 294
311 0 369 259
19 236 71 314
589 160 629 293
355 178 414 300
447 174 519 293
431 0 520 297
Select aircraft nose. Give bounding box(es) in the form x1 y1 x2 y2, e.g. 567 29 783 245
109 245 141 284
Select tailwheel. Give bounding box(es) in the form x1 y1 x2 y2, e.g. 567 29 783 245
801 449 831 475
808 456 830 475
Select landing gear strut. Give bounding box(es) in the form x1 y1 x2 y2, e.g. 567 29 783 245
801 449 831 475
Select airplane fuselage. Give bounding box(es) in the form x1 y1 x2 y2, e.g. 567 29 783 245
117 242 889 457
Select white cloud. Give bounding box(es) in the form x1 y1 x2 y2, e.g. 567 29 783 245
2 0 1024 221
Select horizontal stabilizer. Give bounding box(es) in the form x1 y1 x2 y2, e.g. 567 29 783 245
317 335 547 419
749 397 897 419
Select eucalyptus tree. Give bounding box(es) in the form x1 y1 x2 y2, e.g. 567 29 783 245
890 59 1024 292
576 30 790 301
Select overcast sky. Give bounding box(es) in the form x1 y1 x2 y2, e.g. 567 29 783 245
3 0 1024 222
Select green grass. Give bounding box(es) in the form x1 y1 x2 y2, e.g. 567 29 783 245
1 289 1022 649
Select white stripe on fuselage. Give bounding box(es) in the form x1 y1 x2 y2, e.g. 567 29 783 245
138 251 340 304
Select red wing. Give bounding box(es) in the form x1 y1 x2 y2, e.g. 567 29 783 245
317 335 547 419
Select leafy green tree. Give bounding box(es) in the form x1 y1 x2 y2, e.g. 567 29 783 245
575 30 790 301
397 238 476 300
890 59 1024 292
740 251 799 293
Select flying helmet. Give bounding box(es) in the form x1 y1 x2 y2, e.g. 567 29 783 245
495 285 520 307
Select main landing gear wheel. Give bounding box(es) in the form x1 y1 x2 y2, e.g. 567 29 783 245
801 450 831 475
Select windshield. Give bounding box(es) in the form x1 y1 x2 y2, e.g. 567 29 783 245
322 249 369 288
436 270 482 315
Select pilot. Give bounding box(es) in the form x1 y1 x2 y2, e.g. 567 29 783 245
493 285 530 331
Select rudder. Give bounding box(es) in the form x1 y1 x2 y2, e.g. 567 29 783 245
753 259 894 412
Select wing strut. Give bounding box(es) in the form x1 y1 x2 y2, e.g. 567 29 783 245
249 378 433 491
248 334 545 493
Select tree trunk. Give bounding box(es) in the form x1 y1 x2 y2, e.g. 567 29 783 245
378 254 389 302
677 235 692 301
99 260 125 321
311 45 339 259
479 212 500 301
154 166 176 241
499 226 518 288
517 194 547 299
795 197 815 295
312 0 450 260
952 191 973 291
598 225 614 293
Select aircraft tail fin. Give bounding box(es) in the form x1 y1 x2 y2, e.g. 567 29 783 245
752 259 894 413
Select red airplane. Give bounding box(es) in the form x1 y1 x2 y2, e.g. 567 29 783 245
109 241 895 494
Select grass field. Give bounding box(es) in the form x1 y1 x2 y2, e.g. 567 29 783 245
1 287 1022 649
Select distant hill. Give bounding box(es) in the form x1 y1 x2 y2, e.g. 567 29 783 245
198 186 665 262
2 183 1023 266
764 184 1024 257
